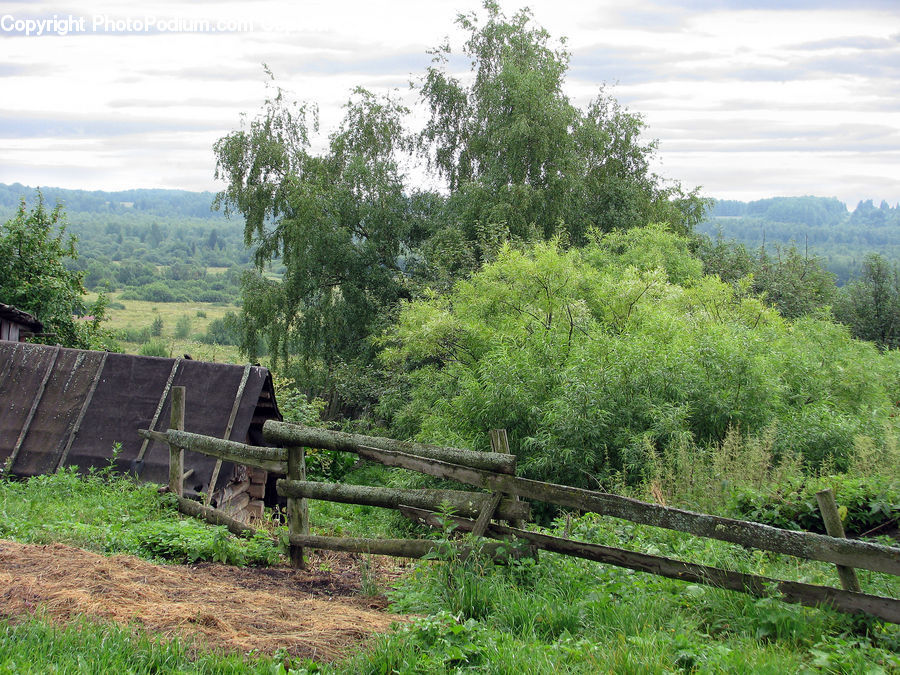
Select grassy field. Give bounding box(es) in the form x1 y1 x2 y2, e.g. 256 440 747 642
0 464 897 673
89 292 246 364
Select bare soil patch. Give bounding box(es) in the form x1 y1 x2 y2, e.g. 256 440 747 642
0 540 407 661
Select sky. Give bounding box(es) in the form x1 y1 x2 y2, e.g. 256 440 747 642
1 0 898 208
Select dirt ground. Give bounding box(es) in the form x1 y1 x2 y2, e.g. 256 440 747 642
0 539 409 662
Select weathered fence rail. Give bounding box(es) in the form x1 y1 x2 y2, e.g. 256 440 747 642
138 428 287 473
277 479 530 521
286 532 525 562
400 506 900 624
144 416 900 623
263 420 517 474
328 442 899 577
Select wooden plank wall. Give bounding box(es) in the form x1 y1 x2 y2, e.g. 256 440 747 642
1 319 20 342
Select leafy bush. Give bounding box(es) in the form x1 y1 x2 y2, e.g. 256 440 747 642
174 314 191 339
119 325 151 343
126 520 279 566
139 339 169 357
729 473 900 537
200 311 241 345
380 229 900 493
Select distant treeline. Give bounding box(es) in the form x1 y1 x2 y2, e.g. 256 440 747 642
0 182 222 219
699 196 900 284
0 183 255 303
5 185 900 297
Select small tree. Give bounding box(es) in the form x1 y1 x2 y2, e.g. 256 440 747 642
151 315 164 337
835 253 900 350
174 314 191 339
0 193 115 350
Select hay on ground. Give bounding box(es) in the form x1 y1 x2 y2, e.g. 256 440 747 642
0 540 406 661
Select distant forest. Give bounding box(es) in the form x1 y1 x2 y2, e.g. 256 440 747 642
698 196 900 284
0 182 251 303
3 184 899 298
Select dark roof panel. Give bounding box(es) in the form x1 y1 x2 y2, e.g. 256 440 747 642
0 342 281 489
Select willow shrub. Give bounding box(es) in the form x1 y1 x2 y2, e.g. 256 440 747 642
379 226 900 492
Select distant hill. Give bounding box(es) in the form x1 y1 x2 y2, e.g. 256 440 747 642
0 183 225 220
0 183 250 298
4 184 899 286
698 196 900 284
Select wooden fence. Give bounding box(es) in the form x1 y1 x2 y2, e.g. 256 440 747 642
139 409 900 624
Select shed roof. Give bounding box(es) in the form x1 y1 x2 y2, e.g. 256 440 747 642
0 303 43 333
0 341 280 493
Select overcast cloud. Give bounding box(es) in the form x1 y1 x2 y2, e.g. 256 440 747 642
1 0 898 208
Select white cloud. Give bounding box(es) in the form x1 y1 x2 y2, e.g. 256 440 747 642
0 0 897 206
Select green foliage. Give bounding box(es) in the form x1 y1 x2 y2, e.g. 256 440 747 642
419 3 707 264
0 193 116 349
0 464 281 567
586 222 703 285
214 79 413 396
834 252 900 350
200 310 243 346
120 324 152 343
128 520 280 566
380 227 900 494
122 280 188 303
729 473 900 536
138 338 169 357
697 235 836 319
150 314 164 336
174 313 192 339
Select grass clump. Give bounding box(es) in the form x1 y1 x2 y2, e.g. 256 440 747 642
138 338 169 357
0 462 281 566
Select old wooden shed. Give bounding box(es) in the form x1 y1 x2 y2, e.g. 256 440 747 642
0 341 281 519
0 303 43 342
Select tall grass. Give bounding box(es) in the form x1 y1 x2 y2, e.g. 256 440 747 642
0 462 280 566
645 423 899 520
0 614 311 674
344 517 899 673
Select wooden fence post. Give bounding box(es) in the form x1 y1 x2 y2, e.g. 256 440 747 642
815 488 862 593
490 429 524 529
168 386 185 497
287 445 309 568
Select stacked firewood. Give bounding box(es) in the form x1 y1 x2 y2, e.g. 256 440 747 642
215 466 267 523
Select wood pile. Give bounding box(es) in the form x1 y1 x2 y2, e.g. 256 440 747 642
215 465 267 523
